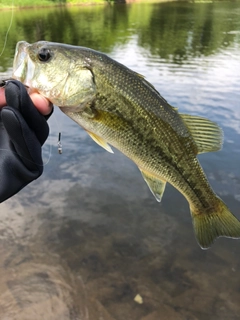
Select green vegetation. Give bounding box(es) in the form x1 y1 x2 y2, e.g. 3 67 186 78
0 0 105 9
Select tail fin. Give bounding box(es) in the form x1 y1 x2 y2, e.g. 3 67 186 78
191 198 240 249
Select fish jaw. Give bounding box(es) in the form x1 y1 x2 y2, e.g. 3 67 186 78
13 41 33 88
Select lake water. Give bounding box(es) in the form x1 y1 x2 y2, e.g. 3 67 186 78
0 1 240 319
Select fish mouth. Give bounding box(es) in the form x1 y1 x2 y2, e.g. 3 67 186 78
12 41 35 89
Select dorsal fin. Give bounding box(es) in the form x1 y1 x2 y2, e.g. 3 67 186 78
180 114 223 154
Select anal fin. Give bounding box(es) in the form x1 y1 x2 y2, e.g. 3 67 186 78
87 131 114 153
139 169 166 202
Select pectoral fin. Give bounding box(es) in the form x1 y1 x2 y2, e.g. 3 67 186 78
180 114 223 154
139 169 166 202
87 131 114 153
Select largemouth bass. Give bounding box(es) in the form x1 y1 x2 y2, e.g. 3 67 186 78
12 41 240 249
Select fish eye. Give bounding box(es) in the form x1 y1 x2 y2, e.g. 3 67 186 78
37 48 52 62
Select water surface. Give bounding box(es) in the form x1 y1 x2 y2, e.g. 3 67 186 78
0 1 240 319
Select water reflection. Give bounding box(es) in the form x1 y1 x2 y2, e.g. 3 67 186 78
137 1 240 61
0 1 240 319
1 140 240 319
0 1 240 70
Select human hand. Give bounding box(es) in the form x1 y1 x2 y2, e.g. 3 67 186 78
0 80 53 203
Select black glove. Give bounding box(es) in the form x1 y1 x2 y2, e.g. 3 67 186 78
0 80 52 203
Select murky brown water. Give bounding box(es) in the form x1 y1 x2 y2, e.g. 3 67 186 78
0 1 240 319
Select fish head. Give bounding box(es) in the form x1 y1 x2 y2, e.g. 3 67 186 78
12 41 96 108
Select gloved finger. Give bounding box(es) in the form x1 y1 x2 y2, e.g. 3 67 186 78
1 106 43 175
5 80 50 146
